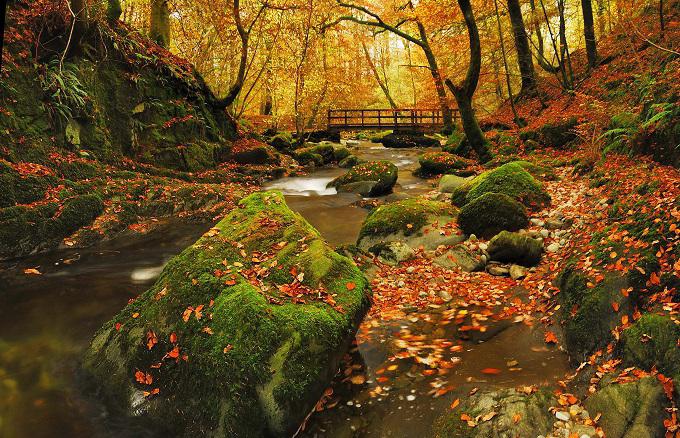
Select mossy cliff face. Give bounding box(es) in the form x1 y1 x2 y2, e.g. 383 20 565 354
82 191 371 437
451 162 550 210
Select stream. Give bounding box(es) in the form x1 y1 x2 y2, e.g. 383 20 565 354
0 141 568 437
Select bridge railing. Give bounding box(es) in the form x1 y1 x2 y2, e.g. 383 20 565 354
327 108 455 131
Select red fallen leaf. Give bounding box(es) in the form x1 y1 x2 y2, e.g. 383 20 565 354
134 370 153 385
649 272 661 286
225 279 237 286
146 330 158 350
169 332 177 343
165 345 180 360
346 282 356 291
612 302 620 312
481 368 501 375
545 331 558 344
143 388 160 397
115 322 122 331
657 374 675 400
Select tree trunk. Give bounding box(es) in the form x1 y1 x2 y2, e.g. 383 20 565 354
581 0 598 68
0 0 8 64
107 0 122 23
150 0 170 48
507 0 536 94
362 42 398 109
445 0 490 163
213 0 248 110
416 21 453 133
495 0 522 125
70 0 89 52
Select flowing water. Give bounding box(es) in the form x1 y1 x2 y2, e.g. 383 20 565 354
0 141 568 437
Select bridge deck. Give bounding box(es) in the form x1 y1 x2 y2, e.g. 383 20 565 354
327 108 455 131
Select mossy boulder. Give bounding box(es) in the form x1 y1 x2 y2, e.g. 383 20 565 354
487 231 543 266
585 377 668 438
338 155 361 169
357 198 457 248
557 267 637 363
418 152 474 176
267 132 294 152
441 130 466 154
457 193 528 239
0 162 58 208
620 314 680 376
432 387 556 438
82 191 371 437
328 161 398 197
380 133 440 148
438 174 472 193
451 162 550 210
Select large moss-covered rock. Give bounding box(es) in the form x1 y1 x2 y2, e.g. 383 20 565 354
451 162 550 210
438 174 472 193
620 314 680 375
585 377 668 438
487 231 543 266
457 193 528 239
432 388 556 438
328 161 398 197
82 191 371 437
418 152 474 176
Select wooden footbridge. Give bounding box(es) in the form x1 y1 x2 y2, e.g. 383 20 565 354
327 108 456 132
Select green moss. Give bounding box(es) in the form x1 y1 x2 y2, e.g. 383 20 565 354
333 146 351 162
328 161 398 196
294 151 324 166
611 112 639 129
621 314 680 375
451 162 550 210
441 130 466 154
294 144 335 165
268 132 294 152
358 198 456 241
338 155 361 168
520 117 578 148
56 160 98 180
83 191 371 436
457 193 528 238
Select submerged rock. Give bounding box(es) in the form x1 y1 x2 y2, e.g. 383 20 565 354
457 193 529 239
487 231 543 267
451 161 551 210
585 377 668 438
328 160 398 197
82 191 371 437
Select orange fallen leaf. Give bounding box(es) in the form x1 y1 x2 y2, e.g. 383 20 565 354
346 282 356 290
545 331 558 344
481 368 501 375
450 398 460 409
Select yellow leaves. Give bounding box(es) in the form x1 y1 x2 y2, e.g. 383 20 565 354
202 326 214 335
223 344 233 354
143 388 160 398
132 312 140 319
154 287 168 301
609 251 617 259
23 268 41 275
204 227 220 237
512 413 522 424
350 375 366 385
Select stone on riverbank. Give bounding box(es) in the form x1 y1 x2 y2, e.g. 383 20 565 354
82 191 371 437
585 377 668 438
357 198 459 250
380 133 440 148
487 231 542 267
620 313 680 376
457 193 528 239
438 174 472 193
328 160 398 197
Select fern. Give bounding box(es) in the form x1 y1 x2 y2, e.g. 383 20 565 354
40 59 89 128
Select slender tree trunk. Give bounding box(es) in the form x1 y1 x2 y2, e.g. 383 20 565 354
596 0 606 35
445 0 490 163
213 0 248 109
507 0 536 94
0 1 7 67
495 0 522 125
416 22 453 134
581 0 598 68
405 42 418 107
150 0 170 48
362 42 398 109
557 0 574 86
530 0 559 73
